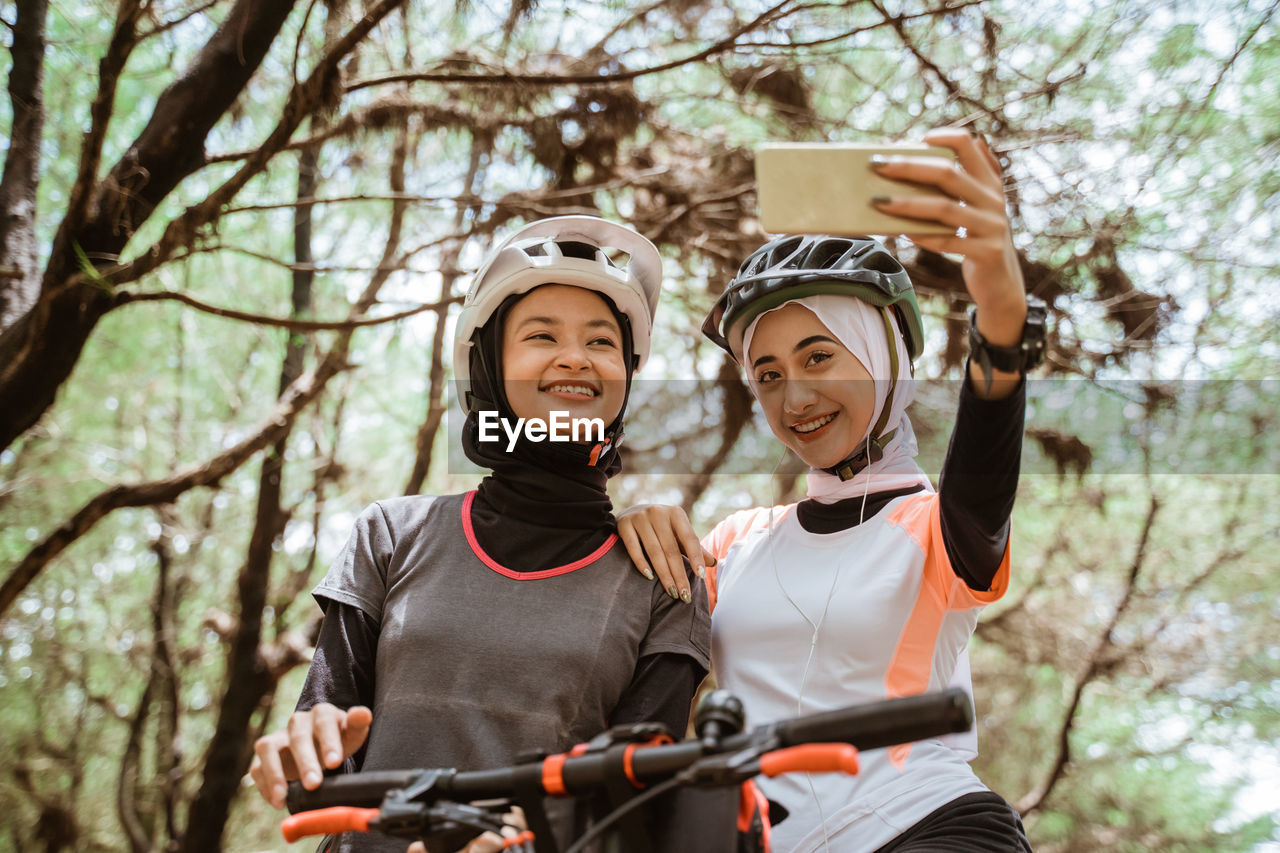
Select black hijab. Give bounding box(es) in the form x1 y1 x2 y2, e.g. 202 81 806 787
459 286 637 570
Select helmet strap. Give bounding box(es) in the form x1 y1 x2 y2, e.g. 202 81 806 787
824 307 901 482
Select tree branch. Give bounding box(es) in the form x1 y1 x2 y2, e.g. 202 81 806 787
1016 488 1161 815
60 1 146 252
177 109 327 848
0 346 354 618
405 131 489 494
137 0 222 40
0 0 304 452
108 0 408 291
113 287 459 331
680 358 755 513
346 0 798 91
869 0 1003 124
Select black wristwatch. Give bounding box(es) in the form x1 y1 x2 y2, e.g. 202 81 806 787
968 296 1047 393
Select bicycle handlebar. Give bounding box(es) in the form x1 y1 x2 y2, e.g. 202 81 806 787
286 687 973 814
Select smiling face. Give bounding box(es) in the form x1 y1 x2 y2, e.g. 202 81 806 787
501 284 628 430
747 302 876 470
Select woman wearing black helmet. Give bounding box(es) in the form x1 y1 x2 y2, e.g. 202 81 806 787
248 216 711 852
620 129 1040 851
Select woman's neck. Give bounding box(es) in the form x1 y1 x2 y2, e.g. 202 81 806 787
474 452 614 532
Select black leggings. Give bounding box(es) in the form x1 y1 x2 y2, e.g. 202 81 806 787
873 791 1032 853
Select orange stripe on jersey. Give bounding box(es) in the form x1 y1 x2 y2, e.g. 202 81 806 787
882 494 1010 769
700 505 793 615
702 506 777 562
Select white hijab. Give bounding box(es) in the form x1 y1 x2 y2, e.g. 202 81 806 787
742 294 934 502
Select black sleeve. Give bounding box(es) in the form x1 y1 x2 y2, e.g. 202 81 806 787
937 366 1026 591
295 601 379 773
296 601 379 712
609 652 708 738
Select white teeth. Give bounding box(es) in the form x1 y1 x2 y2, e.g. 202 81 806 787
794 413 835 433
545 384 597 397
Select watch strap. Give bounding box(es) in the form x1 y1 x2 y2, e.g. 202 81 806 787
968 297 1047 393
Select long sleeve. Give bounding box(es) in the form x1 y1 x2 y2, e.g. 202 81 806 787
609 652 708 737
295 601 379 773
296 601 379 713
937 369 1026 591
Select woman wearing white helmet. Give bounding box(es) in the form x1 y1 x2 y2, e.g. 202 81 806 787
249 216 712 853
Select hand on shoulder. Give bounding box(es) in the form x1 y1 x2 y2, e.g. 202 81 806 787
617 503 716 604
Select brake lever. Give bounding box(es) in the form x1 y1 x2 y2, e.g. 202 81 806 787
350 801 512 853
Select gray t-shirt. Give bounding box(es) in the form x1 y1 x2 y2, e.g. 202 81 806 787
312 491 711 851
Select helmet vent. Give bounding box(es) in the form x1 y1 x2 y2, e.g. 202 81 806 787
807 238 856 271
601 247 630 269
860 250 904 275
555 240 599 261
771 236 806 270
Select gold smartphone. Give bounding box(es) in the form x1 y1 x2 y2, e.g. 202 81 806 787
755 142 958 236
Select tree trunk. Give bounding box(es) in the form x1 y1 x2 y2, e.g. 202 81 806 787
178 130 319 853
0 0 48 330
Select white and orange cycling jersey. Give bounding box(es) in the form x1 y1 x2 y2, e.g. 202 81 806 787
703 491 1010 853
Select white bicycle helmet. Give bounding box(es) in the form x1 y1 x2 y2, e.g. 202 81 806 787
453 215 662 413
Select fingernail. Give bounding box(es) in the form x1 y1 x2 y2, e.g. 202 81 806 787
273 785 286 805
667 584 678 599
680 589 692 604
871 195 891 206
869 154 888 168
326 751 340 765
305 771 321 787
642 567 654 581
694 564 706 580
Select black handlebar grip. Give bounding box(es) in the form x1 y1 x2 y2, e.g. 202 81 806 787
286 770 422 813
773 688 973 751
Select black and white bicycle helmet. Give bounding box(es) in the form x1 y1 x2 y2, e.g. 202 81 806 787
702 234 924 361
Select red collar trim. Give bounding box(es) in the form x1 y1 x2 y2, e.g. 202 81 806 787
461 490 618 580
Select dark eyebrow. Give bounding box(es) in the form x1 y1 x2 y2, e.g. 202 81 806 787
514 316 620 333
751 334 839 370
514 315 562 330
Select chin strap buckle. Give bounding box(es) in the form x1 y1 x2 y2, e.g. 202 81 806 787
829 429 895 481
587 428 623 467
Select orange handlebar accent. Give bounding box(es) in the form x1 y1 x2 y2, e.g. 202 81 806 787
758 743 859 778
504 830 537 848
281 807 378 842
542 753 568 797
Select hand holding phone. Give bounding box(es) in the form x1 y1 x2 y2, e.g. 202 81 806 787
754 142 959 236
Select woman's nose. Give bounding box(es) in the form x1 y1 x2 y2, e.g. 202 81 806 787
782 379 818 414
555 342 591 370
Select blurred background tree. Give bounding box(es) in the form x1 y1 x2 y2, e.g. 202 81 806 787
1 0 1277 849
